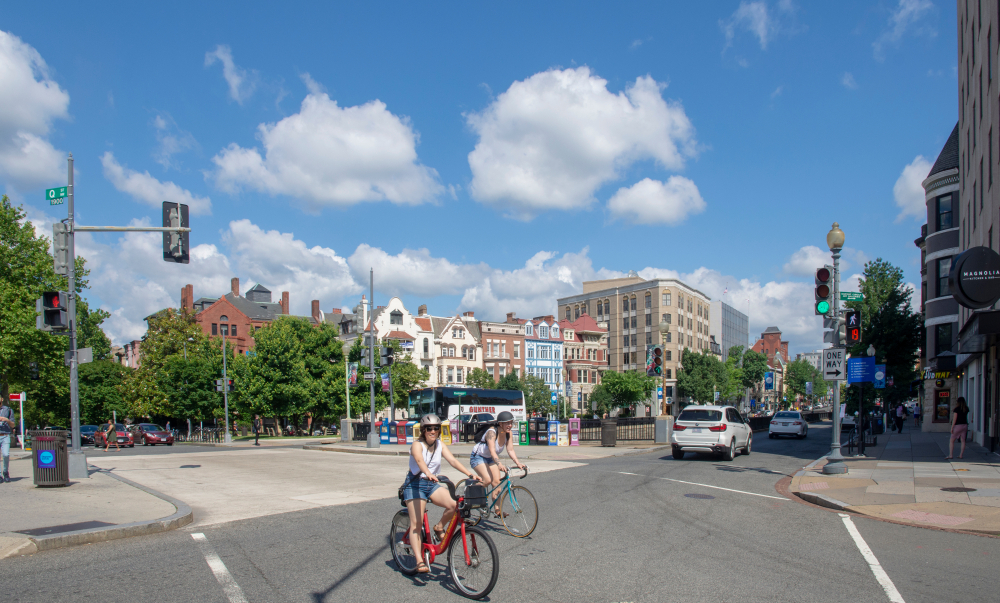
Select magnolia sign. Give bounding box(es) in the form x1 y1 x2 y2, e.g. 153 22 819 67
949 246 1000 309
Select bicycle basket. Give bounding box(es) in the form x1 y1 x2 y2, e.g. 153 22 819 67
463 483 489 509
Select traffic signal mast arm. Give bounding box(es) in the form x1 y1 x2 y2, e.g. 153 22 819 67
72 225 191 232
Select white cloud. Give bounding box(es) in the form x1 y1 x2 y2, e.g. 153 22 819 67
770 85 783 99
152 113 198 170
347 245 490 298
873 0 935 60
721 2 773 50
841 72 858 89
204 45 256 104
466 67 697 219
607 177 705 225
783 245 830 276
101 152 212 216
893 155 931 222
0 30 70 191
211 89 442 208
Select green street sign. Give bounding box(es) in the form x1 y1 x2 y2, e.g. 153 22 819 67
46 187 68 205
840 292 863 301
453 391 466 396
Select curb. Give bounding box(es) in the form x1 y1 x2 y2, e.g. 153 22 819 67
794 491 851 511
8 467 194 556
303 443 673 459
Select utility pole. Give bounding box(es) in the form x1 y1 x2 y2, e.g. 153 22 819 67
823 223 848 475
367 269 378 448
222 326 231 444
66 154 85 479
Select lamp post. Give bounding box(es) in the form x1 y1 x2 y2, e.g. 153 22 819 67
183 336 194 361
220 321 232 445
823 222 848 475
658 319 671 416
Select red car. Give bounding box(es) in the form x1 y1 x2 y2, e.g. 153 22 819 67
94 424 135 448
132 423 174 446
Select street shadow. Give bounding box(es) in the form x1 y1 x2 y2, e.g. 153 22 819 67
311 543 390 603
711 464 785 475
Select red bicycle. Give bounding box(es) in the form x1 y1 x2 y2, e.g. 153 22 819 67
390 476 500 599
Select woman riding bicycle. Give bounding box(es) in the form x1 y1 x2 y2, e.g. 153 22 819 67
402 414 479 574
470 411 525 517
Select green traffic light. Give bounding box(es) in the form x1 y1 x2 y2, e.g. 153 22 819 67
816 300 830 314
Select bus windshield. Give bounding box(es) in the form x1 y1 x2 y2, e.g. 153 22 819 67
409 387 526 422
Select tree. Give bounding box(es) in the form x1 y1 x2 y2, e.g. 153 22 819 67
740 349 769 404
600 370 656 413
784 359 817 400
466 368 495 389
519 374 552 415
235 317 310 420
157 354 219 424
497 372 520 391
589 384 614 417
676 348 719 404
78 361 129 424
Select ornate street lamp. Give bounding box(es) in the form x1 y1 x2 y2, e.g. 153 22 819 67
823 222 848 474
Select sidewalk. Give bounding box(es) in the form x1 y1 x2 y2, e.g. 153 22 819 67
305 440 670 460
790 428 1000 535
0 456 192 560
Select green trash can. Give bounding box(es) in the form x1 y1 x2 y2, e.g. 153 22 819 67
518 421 528 445
29 430 70 487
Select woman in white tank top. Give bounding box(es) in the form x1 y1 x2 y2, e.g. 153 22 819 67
470 411 526 517
401 414 479 573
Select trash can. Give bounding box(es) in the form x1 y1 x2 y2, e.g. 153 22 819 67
600 419 617 447
518 421 529 445
568 418 580 446
388 421 398 444
547 420 559 446
30 430 69 487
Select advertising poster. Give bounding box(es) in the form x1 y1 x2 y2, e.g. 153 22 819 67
348 363 358 385
381 373 390 392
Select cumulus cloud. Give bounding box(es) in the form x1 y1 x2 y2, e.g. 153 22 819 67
101 152 212 215
204 44 256 104
783 246 830 276
0 30 70 191
152 114 198 170
466 67 697 219
721 2 773 50
347 245 490 298
841 72 858 89
873 0 935 60
893 155 931 222
607 177 705 225
211 89 442 208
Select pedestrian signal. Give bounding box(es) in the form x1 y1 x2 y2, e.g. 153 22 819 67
845 309 862 344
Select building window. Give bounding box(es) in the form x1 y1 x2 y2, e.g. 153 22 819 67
687 318 693 329
468 347 475 360
231 325 238 337
554 348 561 360
630 297 637 311
539 326 549 338
566 307 571 320
574 307 579 320
499 366 506 377
457 368 463 383
645 332 653 345
663 313 671 324
665 332 672 343
423 338 429 353
666 350 672 361
623 318 629 330
220 315 228 322
552 326 558 337
631 334 637 346
603 301 610 316
645 292 651 308
665 369 672 379
936 323 953 355
527 346 534 358
687 300 692 312
623 297 629 312
663 293 671 306
212 323 218 336
488 366 494 379
514 344 520 358
937 257 952 297
623 353 629 365
631 316 637 328
447 368 454 382
221 324 229 336
390 311 403 325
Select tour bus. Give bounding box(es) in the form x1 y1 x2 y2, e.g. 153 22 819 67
408 387 527 423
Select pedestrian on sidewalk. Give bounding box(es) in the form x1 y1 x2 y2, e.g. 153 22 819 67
253 414 261 446
0 397 15 482
103 419 120 452
913 404 921 428
947 397 970 459
895 403 905 433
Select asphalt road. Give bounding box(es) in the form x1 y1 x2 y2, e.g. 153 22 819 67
6 423 997 603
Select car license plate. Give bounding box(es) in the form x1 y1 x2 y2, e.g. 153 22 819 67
691 428 702 433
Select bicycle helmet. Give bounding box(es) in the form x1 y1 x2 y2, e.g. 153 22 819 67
420 414 442 426
496 411 514 423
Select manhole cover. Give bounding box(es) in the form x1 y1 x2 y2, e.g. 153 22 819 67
179 465 201 468
941 487 977 492
17 521 116 536
684 493 715 499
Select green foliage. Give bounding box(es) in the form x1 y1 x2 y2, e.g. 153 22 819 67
676 348 736 404
600 370 656 409
157 355 218 422
497 372 521 390
78 360 129 424
519 374 553 414
589 384 613 416
466 368 495 389
784 359 828 400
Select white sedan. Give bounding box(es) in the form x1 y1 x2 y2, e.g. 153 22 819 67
769 411 807 439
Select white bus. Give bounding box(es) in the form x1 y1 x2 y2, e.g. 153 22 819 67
408 387 528 423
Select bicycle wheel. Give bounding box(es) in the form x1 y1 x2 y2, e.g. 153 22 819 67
499 485 538 538
448 526 499 600
390 510 418 575
466 506 486 527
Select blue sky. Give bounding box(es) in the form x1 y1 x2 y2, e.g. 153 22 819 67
0 1 955 352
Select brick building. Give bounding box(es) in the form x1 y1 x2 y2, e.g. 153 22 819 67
558 313 609 413
479 315 526 383
750 326 789 366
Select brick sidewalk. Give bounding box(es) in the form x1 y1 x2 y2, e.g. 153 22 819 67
791 430 1000 535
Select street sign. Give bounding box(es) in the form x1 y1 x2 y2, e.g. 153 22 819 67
840 291 863 301
847 357 875 384
823 348 846 381
363 372 376 380
8 393 23 402
46 187 68 204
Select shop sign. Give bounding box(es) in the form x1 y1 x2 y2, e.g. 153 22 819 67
949 246 1000 308
923 368 951 380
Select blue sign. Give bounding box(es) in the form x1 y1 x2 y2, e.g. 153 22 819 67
551 391 557 406
873 364 886 389
847 357 876 384
578 392 582 402
38 450 56 468
764 372 774 390
657 386 663 400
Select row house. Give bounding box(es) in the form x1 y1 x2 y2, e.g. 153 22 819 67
508 314 564 396
559 314 609 413
480 316 525 383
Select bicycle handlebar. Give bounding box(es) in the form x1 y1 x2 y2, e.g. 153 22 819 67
434 475 481 501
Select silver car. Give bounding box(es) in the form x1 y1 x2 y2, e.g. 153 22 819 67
670 405 752 461
769 411 808 439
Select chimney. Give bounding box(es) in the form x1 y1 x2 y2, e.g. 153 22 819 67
463 311 475 318
418 304 427 316
506 312 515 323
331 308 342 314
280 291 289 315
181 284 194 313
231 277 240 297
312 300 321 323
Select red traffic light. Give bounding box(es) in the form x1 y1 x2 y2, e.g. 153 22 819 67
816 267 831 282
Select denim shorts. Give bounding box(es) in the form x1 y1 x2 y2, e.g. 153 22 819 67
469 453 495 469
401 472 442 502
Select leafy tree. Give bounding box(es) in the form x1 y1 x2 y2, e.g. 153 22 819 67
157 354 219 424
600 370 656 413
497 372 520 390
677 348 718 404
77 300 112 361
466 368 495 389
519 374 553 415
78 361 129 425
234 317 309 419
119 366 169 419
589 384 614 417
740 349 769 404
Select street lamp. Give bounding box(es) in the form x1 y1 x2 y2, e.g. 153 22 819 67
658 318 671 416
183 336 194 360
824 222 848 475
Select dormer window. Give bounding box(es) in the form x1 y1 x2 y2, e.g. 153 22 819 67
539 326 549 338
525 324 533 336
551 326 558 337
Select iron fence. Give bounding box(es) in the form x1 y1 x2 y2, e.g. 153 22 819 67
353 422 371 441
578 418 654 441
174 428 226 443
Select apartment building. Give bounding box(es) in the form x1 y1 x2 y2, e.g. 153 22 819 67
559 313 609 413
479 315 525 383
508 314 564 396
430 312 483 386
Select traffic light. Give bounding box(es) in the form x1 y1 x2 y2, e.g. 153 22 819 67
815 265 833 315
52 222 69 275
36 291 68 331
215 378 234 392
380 345 394 367
162 201 190 264
845 309 862 345
646 345 663 377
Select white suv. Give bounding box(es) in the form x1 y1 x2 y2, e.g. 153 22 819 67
670 405 752 461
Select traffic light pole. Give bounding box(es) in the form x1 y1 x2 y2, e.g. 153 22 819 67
367 269 379 448
65 154 87 479
823 244 848 475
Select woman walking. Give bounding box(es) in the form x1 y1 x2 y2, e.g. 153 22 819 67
103 419 120 452
946 397 970 459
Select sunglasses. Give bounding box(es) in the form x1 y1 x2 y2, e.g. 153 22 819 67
423 426 441 432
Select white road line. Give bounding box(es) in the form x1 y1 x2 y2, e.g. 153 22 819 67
615 471 788 501
191 533 250 603
838 514 906 603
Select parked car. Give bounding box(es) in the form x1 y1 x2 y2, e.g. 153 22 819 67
94 423 134 448
79 424 100 446
42 425 68 431
457 413 495 424
769 411 808 439
131 423 174 446
670 405 752 461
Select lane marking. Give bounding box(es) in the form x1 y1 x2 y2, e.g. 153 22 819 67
837 514 906 603
191 533 249 603
614 471 787 501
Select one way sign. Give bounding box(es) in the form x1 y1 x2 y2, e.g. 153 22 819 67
824 348 846 381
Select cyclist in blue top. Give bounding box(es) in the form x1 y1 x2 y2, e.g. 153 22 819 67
470 411 525 517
